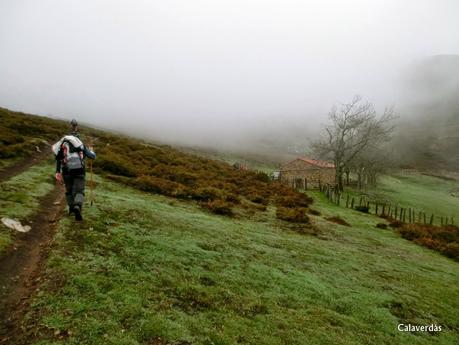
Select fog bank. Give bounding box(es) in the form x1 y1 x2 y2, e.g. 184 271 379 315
1 1 458 151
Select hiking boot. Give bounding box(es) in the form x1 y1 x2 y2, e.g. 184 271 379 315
68 207 74 216
73 205 83 221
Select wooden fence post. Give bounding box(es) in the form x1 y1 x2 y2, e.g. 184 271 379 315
408 208 412 223
395 207 398 220
346 195 349 208
382 204 385 216
429 214 434 225
351 197 355 209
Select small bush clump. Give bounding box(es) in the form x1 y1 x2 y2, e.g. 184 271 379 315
191 186 224 201
133 175 187 198
276 207 310 223
201 200 234 216
325 216 351 227
354 206 369 213
309 209 321 216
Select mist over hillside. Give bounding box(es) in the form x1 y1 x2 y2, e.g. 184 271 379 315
392 55 459 170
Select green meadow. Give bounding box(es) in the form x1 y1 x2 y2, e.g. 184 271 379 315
22 176 459 345
343 173 459 223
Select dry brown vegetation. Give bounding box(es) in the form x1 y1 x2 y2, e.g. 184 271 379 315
398 223 459 261
325 216 351 227
0 108 312 219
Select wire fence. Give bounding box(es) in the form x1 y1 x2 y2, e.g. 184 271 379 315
318 184 455 227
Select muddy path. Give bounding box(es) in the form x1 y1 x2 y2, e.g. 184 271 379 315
0 148 50 183
0 183 65 344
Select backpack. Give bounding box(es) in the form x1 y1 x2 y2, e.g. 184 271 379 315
61 139 85 170
52 135 86 171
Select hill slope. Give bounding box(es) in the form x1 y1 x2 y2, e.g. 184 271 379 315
13 174 459 345
1 108 458 344
0 107 312 219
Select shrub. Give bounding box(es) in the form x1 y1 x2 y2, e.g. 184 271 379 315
443 243 459 260
0 143 29 158
276 193 313 208
389 220 403 229
202 200 234 216
354 206 369 213
276 207 309 223
96 154 138 177
225 193 240 204
398 224 459 261
247 192 269 205
325 216 351 227
191 186 224 201
133 175 187 197
253 171 270 183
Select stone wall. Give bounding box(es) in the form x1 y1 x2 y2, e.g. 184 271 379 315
280 159 335 189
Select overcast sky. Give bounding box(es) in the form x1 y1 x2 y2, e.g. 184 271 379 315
1 0 458 148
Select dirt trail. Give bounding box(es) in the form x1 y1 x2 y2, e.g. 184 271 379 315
0 149 50 183
0 176 65 343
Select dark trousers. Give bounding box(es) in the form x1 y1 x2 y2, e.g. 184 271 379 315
63 174 85 209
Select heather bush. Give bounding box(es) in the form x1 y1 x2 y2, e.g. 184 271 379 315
398 224 459 261
191 186 224 201
133 175 188 198
201 200 234 216
96 153 138 177
224 193 240 204
276 193 312 208
247 192 269 205
276 207 310 223
309 209 321 216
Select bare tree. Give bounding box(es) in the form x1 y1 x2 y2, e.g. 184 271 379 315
351 142 395 189
312 95 395 191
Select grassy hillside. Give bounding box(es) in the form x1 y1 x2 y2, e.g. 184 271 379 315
18 175 459 345
0 107 312 220
178 147 283 174
348 173 459 221
2 108 459 344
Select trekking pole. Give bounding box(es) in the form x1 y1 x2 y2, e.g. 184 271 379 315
89 160 94 206
88 136 96 206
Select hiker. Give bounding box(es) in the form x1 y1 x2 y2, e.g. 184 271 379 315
52 119 96 221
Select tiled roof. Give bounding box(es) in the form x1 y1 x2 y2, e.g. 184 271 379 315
296 157 335 168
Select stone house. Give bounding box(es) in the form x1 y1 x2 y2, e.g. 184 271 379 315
280 157 335 189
